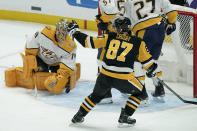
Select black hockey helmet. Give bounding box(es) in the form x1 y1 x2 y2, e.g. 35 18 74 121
114 16 131 34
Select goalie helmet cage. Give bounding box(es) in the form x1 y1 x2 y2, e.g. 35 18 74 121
97 3 197 98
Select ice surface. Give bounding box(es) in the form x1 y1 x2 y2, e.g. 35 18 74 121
0 20 197 131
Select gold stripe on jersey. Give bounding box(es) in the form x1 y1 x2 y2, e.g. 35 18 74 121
136 76 145 81
132 16 162 35
137 41 152 62
143 60 154 70
100 13 117 23
128 77 143 91
136 30 145 39
84 35 108 49
166 11 178 24
99 48 106 61
25 48 39 56
101 68 134 80
41 26 76 53
57 36 77 53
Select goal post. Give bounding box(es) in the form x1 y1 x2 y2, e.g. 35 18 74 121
159 6 197 98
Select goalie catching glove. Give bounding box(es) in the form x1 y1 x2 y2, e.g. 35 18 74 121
67 20 79 40
165 21 176 35
146 63 158 78
44 69 70 94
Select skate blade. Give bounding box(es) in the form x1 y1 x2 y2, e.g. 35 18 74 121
153 96 165 103
117 123 135 128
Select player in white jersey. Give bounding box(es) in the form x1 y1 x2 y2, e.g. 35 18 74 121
124 0 178 101
4 19 81 94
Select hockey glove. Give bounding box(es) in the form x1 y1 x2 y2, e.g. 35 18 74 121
146 63 158 78
67 20 79 39
165 23 176 35
95 14 108 31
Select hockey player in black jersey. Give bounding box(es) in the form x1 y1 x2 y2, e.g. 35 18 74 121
67 17 159 127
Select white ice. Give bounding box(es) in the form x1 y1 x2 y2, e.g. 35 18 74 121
0 20 197 131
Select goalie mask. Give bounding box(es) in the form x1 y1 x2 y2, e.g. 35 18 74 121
56 19 69 42
114 16 131 34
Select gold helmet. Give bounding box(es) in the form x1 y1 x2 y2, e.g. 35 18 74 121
56 19 69 42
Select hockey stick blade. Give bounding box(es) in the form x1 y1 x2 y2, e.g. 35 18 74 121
156 78 197 105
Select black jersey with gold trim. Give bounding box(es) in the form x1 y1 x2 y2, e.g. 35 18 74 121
73 31 154 80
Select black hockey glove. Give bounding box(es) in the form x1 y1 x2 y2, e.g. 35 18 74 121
96 14 108 31
146 63 158 78
97 22 108 31
67 20 79 39
165 23 176 35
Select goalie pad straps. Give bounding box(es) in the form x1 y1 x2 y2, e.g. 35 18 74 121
20 53 38 78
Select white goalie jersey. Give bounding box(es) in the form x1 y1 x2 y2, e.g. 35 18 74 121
25 26 77 71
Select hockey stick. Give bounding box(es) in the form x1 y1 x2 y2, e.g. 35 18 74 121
156 77 197 105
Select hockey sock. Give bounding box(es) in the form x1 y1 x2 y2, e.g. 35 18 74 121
79 96 96 116
124 95 141 116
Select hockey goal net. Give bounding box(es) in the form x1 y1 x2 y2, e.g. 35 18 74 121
160 5 197 98
98 2 197 98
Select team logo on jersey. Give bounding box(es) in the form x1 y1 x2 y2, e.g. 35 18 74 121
66 0 98 9
40 46 58 60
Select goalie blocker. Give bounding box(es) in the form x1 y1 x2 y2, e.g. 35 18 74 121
4 53 81 94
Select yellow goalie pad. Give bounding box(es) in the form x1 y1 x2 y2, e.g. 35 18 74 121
5 67 34 89
68 63 81 90
33 72 56 90
4 63 81 94
20 53 38 78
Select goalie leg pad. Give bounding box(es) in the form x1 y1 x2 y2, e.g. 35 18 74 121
33 72 56 90
68 63 81 90
5 68 17 87
5 67 35 89
20 53 38 78
44 74 69 94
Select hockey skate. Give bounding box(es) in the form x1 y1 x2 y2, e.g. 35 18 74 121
118 108 136 128
71 111 85 124
151 82 165 103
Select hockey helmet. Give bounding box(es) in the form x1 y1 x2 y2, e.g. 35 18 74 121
56 19 69 42
114 16 131 34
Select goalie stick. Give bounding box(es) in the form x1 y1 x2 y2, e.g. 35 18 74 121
156 78 197 105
